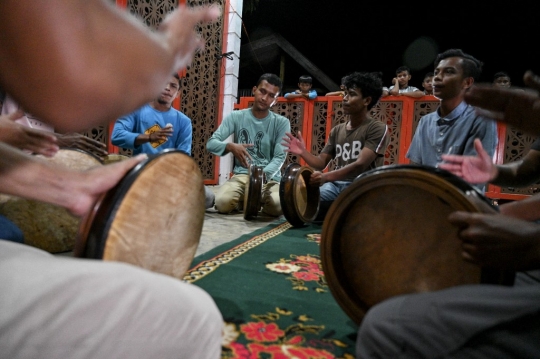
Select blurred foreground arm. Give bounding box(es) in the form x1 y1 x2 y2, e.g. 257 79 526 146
0 112 59 157
0 0 220 133
449 209 540 271
0 142 146 216
464 71 540 136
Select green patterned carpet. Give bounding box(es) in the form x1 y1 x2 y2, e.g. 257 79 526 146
185 218 358 359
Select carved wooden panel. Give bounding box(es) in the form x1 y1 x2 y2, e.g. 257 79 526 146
182 0 224 181
81 126 107 149
312 100 332 155
500 126 539 195
413 100 439 136
86 0 224 182
371 101 403 166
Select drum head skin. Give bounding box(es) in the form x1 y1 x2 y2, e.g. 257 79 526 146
0 148 102 253
75 149 205 279
279 163 320 227
244 164 264 220
321 164 512 325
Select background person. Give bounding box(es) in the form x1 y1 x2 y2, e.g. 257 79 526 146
282 71 390 221
382 65 424 98
284 75 318 100
422 71 434 95
111 73 214 208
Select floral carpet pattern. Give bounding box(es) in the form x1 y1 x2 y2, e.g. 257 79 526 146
186 219 358 358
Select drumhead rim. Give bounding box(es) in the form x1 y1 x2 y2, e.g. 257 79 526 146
321 166 485 324
244 164 264 220
279 163 320 227
76 150 190 258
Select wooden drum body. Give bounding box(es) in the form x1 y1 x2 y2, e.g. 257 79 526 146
321 164 514 325
244 164 264 220
75 149 205 279
279 163 320 227
0 148 102 253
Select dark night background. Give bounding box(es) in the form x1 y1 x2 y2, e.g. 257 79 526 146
237 0 539 96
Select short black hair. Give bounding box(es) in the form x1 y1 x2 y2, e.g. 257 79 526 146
343 71 384 110
396 66 411 75
256 73 282 90
493 71 510 81
434 49 483 81
423 72 434 80
298 75 312 84
172 72 181 86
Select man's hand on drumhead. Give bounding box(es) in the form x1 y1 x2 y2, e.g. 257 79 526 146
448 210 540 271
67 154 148 217
225 142 253 168
309 171 324 186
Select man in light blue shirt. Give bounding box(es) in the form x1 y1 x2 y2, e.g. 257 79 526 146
406 49 498 193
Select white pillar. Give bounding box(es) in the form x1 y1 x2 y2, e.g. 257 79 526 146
218 0 243 185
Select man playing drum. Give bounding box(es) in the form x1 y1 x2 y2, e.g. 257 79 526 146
206 73 291 217
356 69 540 357
406 49 498 194
111 72 215 209
282 71 390 221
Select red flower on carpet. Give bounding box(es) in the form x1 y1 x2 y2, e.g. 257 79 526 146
221 309 353 358
267 254 327 292
228 342 250 358
292 271 320 281
241 321 285 342
247 343 334 359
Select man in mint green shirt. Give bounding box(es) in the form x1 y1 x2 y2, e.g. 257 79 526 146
207 73 290 216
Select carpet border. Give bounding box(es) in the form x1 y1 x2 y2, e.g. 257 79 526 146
184 221 293 283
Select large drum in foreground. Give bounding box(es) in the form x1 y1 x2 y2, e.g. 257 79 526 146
0 148 103 253
279 163 320 227
74 149 205 279
321 165 514 324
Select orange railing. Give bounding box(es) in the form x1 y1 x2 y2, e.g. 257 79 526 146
234 95 537 202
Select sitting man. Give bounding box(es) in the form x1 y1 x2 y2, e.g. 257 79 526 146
111 73 214 208
282 71 390 220
356 70 540 359
206 73 290 217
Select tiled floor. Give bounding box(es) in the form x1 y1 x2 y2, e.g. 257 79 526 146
196 185 280 256
197 207 281 256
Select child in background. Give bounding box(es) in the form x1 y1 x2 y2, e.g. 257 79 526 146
382 66 424 98
422 72 434 95
325 76 346 97
284 75 318 100
493 71 512 88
